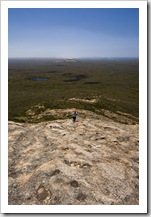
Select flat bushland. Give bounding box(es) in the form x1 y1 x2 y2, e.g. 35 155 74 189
8 58 139 123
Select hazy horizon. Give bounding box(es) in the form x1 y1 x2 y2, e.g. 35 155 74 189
8 56 139 60
8 8 139 59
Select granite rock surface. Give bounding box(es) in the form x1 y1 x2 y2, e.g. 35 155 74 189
8 109 139 205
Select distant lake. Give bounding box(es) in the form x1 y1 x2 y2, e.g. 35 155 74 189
25 77 49 81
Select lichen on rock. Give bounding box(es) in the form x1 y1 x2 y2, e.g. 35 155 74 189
8 109 139 205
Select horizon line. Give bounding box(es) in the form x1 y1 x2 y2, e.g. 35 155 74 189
8 57 139 59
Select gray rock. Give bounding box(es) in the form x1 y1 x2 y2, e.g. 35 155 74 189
8 109 139 205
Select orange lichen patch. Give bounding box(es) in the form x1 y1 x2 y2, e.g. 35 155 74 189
15 160 25 170
8 146 14 153
15 161 31 170
17 173 32 185
38 161 54 171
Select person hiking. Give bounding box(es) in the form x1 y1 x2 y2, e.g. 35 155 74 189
72 110 78 123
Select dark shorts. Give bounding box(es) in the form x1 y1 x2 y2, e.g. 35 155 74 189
73 117 76 122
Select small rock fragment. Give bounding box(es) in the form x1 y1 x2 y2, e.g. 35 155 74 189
36 186 48 202
76 193 87 201
70 180 79 188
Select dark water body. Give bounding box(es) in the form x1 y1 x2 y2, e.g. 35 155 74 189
63 74 88 82
26 77 49 81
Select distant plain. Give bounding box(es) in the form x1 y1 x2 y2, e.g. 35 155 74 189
8 58 139 123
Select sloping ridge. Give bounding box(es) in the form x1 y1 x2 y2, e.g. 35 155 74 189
8 110 139 205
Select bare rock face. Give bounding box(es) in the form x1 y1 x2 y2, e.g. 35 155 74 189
8 110 139 205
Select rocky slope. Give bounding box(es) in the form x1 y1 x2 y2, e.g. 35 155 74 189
8 109 139 205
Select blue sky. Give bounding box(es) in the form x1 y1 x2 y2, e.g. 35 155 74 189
8 8 139 58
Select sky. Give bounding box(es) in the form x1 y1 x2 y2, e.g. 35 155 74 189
8 8 139 58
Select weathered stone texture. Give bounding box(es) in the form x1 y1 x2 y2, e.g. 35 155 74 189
8 110 139 205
